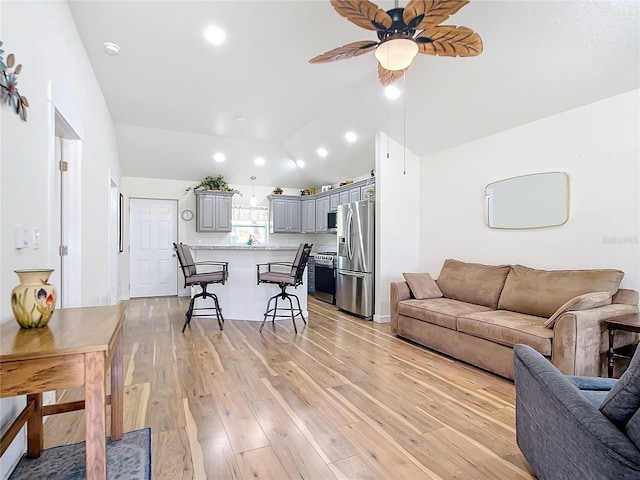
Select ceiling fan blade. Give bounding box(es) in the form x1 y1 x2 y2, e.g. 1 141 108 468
330 0 393 31
416 25 483 57
405 0 470 30
378 63 406 86
310 40 379 63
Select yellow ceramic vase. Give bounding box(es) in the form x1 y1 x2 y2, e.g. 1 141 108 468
11 269 57 328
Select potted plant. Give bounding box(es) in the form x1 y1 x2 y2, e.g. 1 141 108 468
273 187 283 195
186 175 240 195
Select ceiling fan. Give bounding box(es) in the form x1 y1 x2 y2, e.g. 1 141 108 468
310 0 483 86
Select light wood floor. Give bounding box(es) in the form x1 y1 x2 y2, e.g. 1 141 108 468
44 296 535 479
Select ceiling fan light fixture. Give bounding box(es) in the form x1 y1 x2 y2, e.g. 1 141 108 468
375 38 418 71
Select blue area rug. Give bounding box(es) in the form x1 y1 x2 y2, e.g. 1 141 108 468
9 428 151 480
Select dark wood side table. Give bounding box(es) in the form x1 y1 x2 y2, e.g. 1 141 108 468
605 313 640 378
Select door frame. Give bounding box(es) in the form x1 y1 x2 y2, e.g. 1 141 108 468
47 96 83 309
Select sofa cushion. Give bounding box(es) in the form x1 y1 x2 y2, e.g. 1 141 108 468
398 298 492 331
544 292 613 329
626 408 640 450
457 310 553 356
497 265 624 318
403 273 443 299
600 347 640 430
436 259 510 309
566 376 617 408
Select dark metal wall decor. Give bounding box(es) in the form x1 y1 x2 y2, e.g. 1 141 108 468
0 41 29 122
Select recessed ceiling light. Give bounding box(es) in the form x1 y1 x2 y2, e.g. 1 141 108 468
254 156 265 166
235 115 246 122
103 42 120 56
345 131 357 143
296 159 305 168
316 147 328 158
204 26 226 46
385 85 401 100
213 152 225 162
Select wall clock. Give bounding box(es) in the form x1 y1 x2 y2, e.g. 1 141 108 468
181 209 193 221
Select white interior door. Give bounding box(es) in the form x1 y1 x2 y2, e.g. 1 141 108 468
130 198 178 297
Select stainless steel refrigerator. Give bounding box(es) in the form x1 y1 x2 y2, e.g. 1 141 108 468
336 199 374 319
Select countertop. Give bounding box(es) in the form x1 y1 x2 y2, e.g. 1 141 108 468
189 245 299 251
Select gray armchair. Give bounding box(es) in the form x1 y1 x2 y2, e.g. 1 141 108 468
513 344 640 479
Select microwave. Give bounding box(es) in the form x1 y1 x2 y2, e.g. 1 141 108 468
327 211 337 231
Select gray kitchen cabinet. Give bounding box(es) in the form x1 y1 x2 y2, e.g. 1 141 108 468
301 198 316 233
315 196 330 232
330 193 339 211
361 184 374 199
196 191 233 232
349 186 360 203
269 196 301 233
307 256 315 293
339 190 349 205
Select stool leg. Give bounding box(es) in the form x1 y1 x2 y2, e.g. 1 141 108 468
182 296 196 332
290 293 306 325
284 294 297 333
272 295 279 324
260 294 276 332
212 293 224 331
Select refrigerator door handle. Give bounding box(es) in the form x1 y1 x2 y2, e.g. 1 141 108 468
346 209 354 260
338 271 365 279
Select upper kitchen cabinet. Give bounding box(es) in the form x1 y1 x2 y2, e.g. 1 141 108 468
315 195 331 232
269 196 301 233
349 186 361 203
301 198 316 233
196 191 234 232
330 193 339 212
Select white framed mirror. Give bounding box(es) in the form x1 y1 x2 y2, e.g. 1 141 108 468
485 172 569 229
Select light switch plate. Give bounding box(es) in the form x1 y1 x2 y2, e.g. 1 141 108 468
15 225 28 249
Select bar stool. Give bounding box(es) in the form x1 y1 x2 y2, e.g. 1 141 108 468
174 242 228 332
256 243 312 333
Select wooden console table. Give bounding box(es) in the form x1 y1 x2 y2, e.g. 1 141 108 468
605 313 640 378
0 304 125 480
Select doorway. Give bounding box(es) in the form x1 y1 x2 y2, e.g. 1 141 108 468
129 198 178 297
53 111 82 308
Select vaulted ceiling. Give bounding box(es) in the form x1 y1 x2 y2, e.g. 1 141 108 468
68 0 640 188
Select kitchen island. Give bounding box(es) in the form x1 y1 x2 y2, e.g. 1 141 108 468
189 245 308 322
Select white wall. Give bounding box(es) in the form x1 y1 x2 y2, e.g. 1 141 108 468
0 2 120 477
120 177 337 299
419 90 640 290
374 132 420 322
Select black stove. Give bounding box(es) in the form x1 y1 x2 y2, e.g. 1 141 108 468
314 251 337 267
312 251 337 304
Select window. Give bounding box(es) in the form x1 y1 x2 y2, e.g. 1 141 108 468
231 205 269 245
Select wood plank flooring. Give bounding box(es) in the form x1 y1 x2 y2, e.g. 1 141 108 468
43 296 535 479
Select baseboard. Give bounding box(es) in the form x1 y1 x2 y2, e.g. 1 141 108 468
373 314 390 324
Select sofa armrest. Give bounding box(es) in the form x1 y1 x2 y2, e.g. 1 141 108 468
390 281 411 335
514 344 640 479
613 288 639 306
552 303 639 376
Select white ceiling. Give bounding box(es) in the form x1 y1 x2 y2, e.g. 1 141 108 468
68 0 640 189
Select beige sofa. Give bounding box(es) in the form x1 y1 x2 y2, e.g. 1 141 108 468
390 259 639 379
